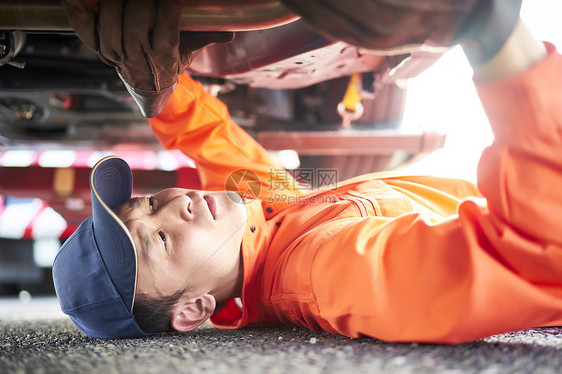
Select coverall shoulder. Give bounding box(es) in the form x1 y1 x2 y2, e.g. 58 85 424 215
150 44 562 343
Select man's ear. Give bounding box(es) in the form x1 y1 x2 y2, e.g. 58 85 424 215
171 294 216 332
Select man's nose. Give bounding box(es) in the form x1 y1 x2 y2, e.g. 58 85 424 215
160 194 193 222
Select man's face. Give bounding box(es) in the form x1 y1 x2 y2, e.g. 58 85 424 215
116 188 247 301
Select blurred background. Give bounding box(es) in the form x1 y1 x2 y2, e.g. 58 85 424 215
0 0 559 300
401 0 562 181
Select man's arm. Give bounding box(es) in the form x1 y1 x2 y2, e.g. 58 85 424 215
149 74 301 199
473 21 558 246
305 23 562 343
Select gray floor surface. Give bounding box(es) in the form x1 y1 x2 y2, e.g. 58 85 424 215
1 297 561 373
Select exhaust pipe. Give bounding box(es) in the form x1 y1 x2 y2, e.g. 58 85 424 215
0 0 299 32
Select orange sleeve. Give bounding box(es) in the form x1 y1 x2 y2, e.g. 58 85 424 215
149 73 300 199
308 44 562 343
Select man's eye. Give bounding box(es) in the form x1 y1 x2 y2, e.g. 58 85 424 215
149 196 154 211
159 232 167 249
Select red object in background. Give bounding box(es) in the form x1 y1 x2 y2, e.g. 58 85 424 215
0 164 201 240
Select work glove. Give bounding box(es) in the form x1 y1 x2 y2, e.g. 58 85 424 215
280 0 522 66
62 0 234 118
452 0 523 66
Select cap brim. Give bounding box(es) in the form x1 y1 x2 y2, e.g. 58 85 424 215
90 156 138 312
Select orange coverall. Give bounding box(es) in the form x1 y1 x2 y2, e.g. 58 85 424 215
149 43 562 344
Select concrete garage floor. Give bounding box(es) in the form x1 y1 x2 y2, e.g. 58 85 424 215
1 297 561 373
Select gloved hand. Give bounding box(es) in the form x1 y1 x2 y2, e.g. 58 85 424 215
280 0 521 66
453 0 523 66
62 0 234 117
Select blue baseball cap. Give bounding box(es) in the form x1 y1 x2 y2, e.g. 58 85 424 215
52 156 153 339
